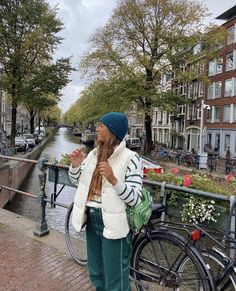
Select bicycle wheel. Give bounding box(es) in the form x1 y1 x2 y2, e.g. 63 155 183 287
65 202 87 265
131 230 213 290
201 249 236 290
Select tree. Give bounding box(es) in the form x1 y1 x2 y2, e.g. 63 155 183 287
0 0 65 146
22 58 73 133
44 105 62 126
80 0 225 152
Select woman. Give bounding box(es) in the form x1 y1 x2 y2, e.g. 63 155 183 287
68 112 143 291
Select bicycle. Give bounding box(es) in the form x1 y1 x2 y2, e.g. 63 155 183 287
192 198 236 290
65 202 215 290
165 196 236 291
207 154 218 174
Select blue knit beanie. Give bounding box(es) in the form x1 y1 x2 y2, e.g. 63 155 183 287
100 112 128 141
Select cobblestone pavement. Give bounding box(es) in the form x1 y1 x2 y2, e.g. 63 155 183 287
0 223 94 291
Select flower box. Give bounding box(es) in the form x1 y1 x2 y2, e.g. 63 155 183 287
166 196 229 232
48 166 77 188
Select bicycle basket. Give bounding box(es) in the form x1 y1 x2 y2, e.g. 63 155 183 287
126 188 152 231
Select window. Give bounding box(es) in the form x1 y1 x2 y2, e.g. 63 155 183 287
207 83 214 99
193 82 198 98
223 105 231 122
186 106 190 120
233 104 236 122
206 108 212 122
198 82 204 97
208 60 215 76
216 58 223 74
192 105 197 119
227 26 235 45
188 83 193 98
197 107 201 119
180 83 186 96
234 77 236 96
214 106 220 122
199 61 205 75
226 52 234 71
224 79 232 97
225 135 230 151
215 81 222 99
163 111 167 125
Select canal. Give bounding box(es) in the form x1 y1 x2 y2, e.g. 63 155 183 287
6 127 93 233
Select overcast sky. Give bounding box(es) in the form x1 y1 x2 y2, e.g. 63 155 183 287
47 0 236 114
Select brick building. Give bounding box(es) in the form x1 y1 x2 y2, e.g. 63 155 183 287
205 5 236 158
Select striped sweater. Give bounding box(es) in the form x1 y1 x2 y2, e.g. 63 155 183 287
69 153 143 207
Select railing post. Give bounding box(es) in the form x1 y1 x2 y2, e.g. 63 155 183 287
160 182 167 221
33 158 49 237
229 195 236 259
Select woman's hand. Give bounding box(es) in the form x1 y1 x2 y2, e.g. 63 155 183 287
67 148 86 168
98 162 117 186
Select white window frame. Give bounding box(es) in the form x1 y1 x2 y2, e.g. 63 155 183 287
226 51 234 71
224 79 233 97
206 108 212 122
216 57 223 74
198 81 204 97
215 81 222 99
233 104 236 122
208 60 215 76
186 106 190 120
207 83 214 99
227 25 235 45
214 106 221 123
223 105 231 123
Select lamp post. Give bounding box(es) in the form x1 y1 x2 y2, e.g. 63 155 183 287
199 100 211 169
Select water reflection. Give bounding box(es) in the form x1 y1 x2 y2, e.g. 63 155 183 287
6 127 93 233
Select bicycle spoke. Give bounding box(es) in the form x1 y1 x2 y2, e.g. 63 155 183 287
132 231 211 290
65 203 87 265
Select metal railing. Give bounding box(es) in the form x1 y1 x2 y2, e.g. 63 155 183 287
0 154 235 256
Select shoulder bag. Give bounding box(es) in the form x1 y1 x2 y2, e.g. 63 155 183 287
126 188 152 231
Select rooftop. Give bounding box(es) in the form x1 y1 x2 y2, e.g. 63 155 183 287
216 5 236 21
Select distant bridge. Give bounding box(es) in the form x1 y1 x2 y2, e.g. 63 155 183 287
58 124 73 129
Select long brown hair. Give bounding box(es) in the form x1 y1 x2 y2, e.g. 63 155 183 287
87 131 121 201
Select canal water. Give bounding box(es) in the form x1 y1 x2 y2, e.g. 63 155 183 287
6 127 93 234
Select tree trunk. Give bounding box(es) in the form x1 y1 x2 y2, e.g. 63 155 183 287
38 114 41 132
144 69 154 153
11 102 17 148
144 112 153 153
29 111 35 134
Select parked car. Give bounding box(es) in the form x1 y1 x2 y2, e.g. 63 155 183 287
23 134 36 148
126 137 141 150
34 126 46 137
15 136 29 152
33 133 42 145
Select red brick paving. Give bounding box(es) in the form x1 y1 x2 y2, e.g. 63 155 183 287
0 225 94 291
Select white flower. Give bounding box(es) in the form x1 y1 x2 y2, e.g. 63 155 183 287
181 196 220 224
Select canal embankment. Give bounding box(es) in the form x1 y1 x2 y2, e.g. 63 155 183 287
0 131 55 208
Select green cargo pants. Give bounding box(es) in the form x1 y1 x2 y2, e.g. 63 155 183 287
86 207 132 291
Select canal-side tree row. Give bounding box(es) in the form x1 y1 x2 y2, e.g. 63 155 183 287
0 0 74 146
67 0 225 152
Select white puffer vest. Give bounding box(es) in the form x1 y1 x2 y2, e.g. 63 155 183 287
72 140 136 239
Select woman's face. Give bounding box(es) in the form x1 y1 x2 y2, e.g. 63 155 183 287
96 122 110 143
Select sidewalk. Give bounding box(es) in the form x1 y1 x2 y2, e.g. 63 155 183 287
0 208 94 291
